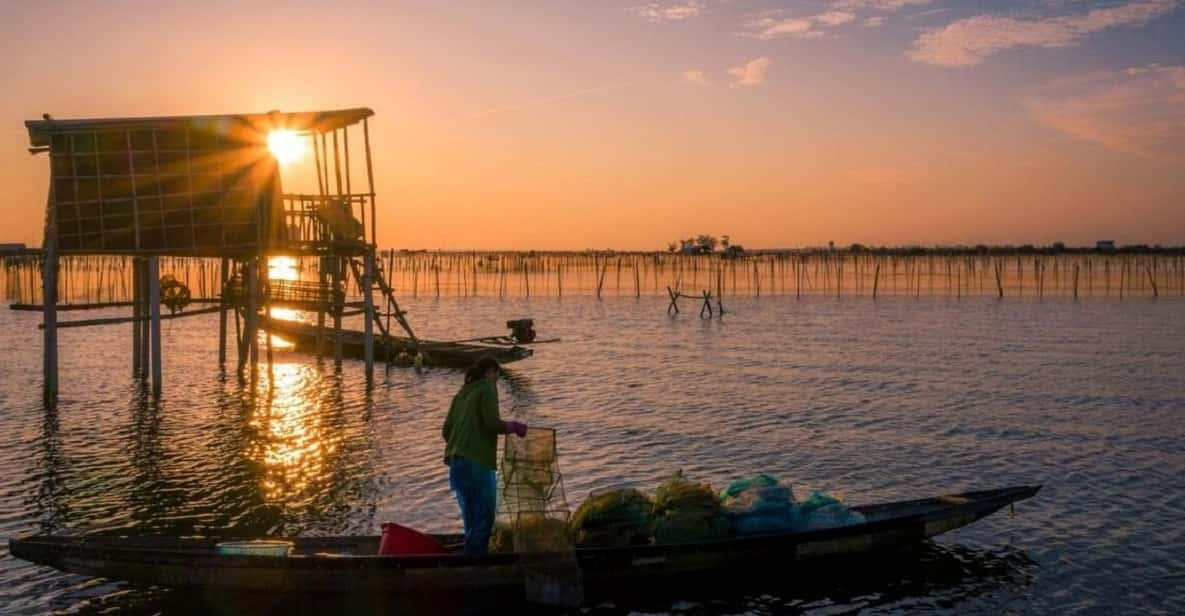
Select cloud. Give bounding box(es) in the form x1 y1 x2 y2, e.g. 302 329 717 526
910 7 953 20
1025 65 1185 164
629 1 703 22
816 10 857 26
831 0 935 10
742 9 859 39
741 0 937 39
728 57 772 87
683 69 710 86
908 0 1181 67
745 16 818 39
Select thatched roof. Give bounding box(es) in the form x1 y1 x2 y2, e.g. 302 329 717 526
26 108 373 147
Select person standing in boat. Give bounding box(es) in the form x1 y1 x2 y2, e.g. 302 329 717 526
442 356 528 555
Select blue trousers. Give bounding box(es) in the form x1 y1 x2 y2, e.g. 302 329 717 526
449 457 497 555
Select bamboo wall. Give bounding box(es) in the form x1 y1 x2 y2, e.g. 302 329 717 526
376 251 1185 300
4 251 1184 306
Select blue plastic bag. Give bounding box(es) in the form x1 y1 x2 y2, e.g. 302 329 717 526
723 476 799 535
796 492 866 530
720 474 780 502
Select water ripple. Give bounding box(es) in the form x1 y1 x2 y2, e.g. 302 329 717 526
0 297 1183 613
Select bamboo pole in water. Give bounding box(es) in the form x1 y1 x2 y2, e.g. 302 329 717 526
994 259 1004 298
1119 260 1126 299
132 258 143 377
915 259 921 299
148 256 163 395
219 258 228 366
333 256 344 368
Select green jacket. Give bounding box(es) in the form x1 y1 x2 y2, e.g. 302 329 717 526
442 379 503 470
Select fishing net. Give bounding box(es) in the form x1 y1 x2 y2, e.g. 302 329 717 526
568 487 654 547
497 427 582 606
651 472 729 544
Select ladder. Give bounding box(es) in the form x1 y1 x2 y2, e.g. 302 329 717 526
347 254 425 369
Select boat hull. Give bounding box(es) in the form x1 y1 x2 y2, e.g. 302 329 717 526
9 486 1039 595
263 318 532 368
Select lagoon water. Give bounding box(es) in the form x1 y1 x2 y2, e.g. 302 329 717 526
1 295 1183 614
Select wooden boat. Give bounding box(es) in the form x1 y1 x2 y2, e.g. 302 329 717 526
263 317 533 368
9 485 1038 597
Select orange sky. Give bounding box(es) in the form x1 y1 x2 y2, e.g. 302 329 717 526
1 1 1182 250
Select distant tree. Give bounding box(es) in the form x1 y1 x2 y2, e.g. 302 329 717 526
721 235 731 249
849 243 867 253
1051 241 1066 253
667 241 677 253
695 234 719 252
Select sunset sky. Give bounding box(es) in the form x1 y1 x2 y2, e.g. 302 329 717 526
1 1 1182 250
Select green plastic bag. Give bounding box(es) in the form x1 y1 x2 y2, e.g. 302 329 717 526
797 491 841 516
720 474 780 503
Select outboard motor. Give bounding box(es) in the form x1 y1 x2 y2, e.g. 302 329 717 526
506 319 536 344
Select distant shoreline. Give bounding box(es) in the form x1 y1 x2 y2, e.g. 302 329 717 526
3 245 1183 259
378 245 1185 257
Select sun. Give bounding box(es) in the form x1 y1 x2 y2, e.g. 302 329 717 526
268 255 299 281
267 130 306 165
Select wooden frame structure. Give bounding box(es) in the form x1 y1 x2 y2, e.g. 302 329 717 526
27 108 400 398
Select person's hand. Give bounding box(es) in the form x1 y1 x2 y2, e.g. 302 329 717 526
504 420 528 438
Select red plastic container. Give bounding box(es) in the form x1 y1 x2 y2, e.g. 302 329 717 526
378 522 448 555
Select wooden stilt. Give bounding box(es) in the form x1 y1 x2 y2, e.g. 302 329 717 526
218 258 228 366
333 256 344 368
139 260 150 381
235 279 247 370
42 233 59 400
246 257 259 369
147 256 163 395
262 258 273 370
316 256 326 358
132 258 143 376
363 251 375 380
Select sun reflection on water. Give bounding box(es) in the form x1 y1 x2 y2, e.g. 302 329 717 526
266 256 301 349
249 362 335 503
